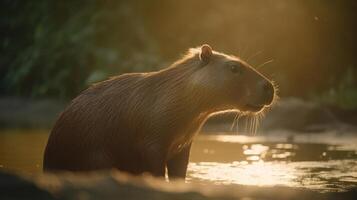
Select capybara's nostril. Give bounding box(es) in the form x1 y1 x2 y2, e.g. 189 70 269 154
263 81 273 93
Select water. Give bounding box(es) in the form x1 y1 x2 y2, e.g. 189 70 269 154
188 133 357 192
0 130 48 174
0 130 356 192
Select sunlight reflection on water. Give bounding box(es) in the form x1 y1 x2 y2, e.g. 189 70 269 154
188 134 357 192
188 161 298 186
188 160 357 191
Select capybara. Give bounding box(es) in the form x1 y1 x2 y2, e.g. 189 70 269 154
43 44 275 179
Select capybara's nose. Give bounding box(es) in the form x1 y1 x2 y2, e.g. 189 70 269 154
263 81 274 104
258 80 274 105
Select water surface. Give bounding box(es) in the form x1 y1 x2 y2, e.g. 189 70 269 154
0 130 356 192
188 133 357 192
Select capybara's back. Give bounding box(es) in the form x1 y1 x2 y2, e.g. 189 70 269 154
44 73 147 172
44 44 275 178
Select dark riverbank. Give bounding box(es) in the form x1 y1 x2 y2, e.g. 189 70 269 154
205 97 357 133
0 97 65 129
1 96 356 132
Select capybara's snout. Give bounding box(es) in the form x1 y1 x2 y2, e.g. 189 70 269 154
256 79 275 106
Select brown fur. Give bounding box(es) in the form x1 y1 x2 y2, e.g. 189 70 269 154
43 45 275 179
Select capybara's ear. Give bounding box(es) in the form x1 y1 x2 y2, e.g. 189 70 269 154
199 44 212 64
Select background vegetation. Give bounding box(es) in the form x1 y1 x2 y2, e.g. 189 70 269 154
1 0 357 108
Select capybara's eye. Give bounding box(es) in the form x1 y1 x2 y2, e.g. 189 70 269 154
230 64 243 74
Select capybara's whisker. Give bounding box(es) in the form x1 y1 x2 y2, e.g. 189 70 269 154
246 50 263 62
230 113 239 131
257 59 274 69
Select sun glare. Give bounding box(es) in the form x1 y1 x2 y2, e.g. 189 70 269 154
188 161 297 187
189 136 298 187
188 134 357 191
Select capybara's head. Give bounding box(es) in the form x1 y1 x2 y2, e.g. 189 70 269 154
187 44 276 113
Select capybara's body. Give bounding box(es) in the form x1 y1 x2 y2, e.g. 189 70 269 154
44 45 275 179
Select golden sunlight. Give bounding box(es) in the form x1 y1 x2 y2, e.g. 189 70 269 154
188 134 357 191
188 161 298 187
188 135 299 187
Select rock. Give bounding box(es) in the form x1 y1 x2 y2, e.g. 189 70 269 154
260 98 341 132
0 170 54 200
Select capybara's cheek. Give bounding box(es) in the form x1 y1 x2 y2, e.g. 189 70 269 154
220 87 250 110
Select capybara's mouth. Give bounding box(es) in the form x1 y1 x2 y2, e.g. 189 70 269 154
244 103 265 112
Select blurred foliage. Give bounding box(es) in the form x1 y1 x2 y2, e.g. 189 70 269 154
311 67 357 110
0 0 160 98
0 0 357 103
